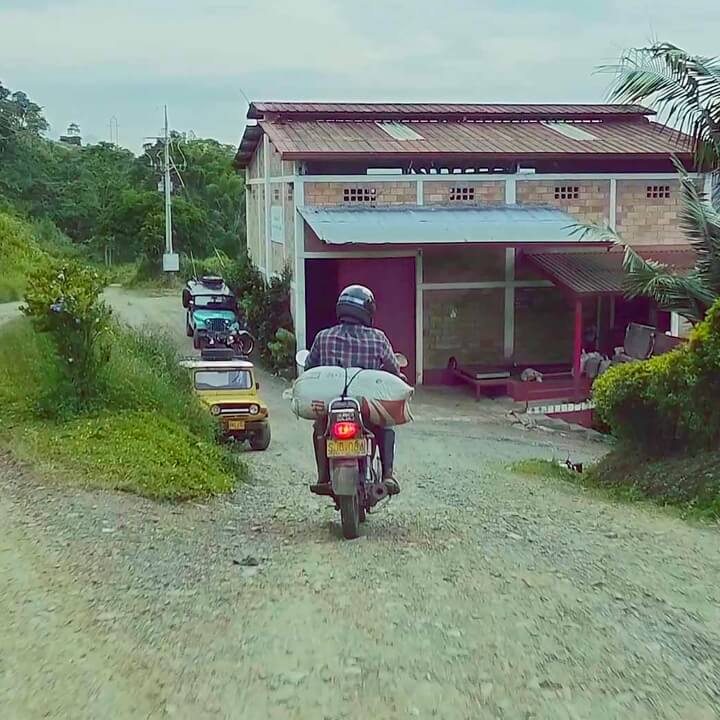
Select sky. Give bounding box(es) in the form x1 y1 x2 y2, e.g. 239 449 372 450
1 0 718 153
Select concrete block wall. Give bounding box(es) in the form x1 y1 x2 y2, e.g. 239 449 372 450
517 180 610 225
423 246 505 283
616 180 684 246
304 182 417 207
424 181 505 206
423 288 505 368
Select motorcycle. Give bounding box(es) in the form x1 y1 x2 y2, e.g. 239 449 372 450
294 350 409 540
203 319 256 356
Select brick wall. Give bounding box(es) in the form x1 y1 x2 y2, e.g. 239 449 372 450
424 181 504 206
423 288 505 368
423 246 505 283
304 182 417 207
616 180 684 246
513 287 573 365
517 180 610 225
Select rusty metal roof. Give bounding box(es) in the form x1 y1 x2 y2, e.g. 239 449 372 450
235 101 691 167
526 247 695 296
248 102 655 121
257 118 690 161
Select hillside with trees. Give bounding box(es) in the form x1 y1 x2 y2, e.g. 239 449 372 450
0 80 245 278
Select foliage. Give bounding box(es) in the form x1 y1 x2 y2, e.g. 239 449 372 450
587 449 720 521
268 328 297 376
31 411 236 500
593 298 720 454
223 258 293 370
0 81 245 269
0 211 46 301
512 455 720 521
575 160 720 323
22 260 112 408
575 42 720 321
0 319 243 499
603 43 720 171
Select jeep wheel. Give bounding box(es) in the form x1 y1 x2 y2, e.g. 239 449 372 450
249 424 271 451
192 330 203 350
186 321 193 337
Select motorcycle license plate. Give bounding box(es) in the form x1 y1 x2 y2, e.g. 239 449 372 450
326 439 368 458
227 420 245 430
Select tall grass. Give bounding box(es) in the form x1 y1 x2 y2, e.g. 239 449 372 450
0 319 242 499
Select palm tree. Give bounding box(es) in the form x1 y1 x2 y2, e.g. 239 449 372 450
579 43 720 323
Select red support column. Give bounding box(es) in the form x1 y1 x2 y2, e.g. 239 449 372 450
573 298 583 377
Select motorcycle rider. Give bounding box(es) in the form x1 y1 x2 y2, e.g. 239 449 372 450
305 285 401 496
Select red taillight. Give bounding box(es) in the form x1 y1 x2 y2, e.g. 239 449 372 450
332 421 360 440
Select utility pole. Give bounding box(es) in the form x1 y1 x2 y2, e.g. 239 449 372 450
161 105 179 272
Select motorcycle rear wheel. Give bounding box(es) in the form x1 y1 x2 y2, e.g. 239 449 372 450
339 494 360 539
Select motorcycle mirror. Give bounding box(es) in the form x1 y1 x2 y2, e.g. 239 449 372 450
395 353 409 369
295 349 310 366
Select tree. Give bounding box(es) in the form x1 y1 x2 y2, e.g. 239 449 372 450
579 43 720 323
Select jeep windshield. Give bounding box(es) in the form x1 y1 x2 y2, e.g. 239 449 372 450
192 294 236 311
194 369 253 390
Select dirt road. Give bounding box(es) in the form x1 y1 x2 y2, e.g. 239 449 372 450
1 289 719 719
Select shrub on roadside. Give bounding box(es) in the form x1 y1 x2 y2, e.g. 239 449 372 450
593 298 720 454
22 259 112 410
0 319 243 499
268 328 296 376
0 212 46 302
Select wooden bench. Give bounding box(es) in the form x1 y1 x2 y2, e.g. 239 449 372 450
447 358 511 400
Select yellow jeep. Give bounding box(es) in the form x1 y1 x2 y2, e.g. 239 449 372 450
180 354 271 451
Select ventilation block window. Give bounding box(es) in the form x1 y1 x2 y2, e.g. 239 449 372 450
450 186 476 202
343 187 377 204
273 187 281 202
647 185 671 199
555 186 580 200
286 183 294 202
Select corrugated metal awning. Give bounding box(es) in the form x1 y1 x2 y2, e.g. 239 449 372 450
526 247 695 295
298 206 594 245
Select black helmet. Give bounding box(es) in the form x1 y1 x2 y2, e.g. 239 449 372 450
336 285 376 326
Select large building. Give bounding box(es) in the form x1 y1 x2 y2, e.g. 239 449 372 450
235 101 707 403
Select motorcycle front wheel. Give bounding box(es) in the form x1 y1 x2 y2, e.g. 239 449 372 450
338 494 360 539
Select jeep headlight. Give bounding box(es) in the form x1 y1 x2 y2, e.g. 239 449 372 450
249 404 260 416
210 404 221 416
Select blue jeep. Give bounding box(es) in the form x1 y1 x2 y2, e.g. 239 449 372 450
182 276 254 355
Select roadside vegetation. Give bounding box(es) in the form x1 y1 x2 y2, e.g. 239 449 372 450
0 255 243 499
184 251 295 374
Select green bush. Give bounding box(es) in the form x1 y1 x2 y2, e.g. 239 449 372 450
593 298 720 454
0 212 46 301
0 319 243 499
22 259 112 409
268 328 296 376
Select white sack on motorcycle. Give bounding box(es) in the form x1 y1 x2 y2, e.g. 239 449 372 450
290 367 414 427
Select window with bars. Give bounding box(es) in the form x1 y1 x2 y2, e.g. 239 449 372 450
555 186 580 200
449 186 475 202
343 187 377 204
647 185 671 199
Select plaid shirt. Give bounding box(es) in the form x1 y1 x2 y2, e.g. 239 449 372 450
305 323 401 376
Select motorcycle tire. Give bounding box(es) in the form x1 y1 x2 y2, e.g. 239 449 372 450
339 494 360 540
237 332 256 356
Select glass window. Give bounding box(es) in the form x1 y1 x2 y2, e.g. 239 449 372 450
193 294 236 311
194 370 252 391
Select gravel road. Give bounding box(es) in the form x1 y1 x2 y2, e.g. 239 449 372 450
1 289 719 719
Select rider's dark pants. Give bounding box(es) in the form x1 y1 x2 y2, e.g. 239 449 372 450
313 422 395 482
